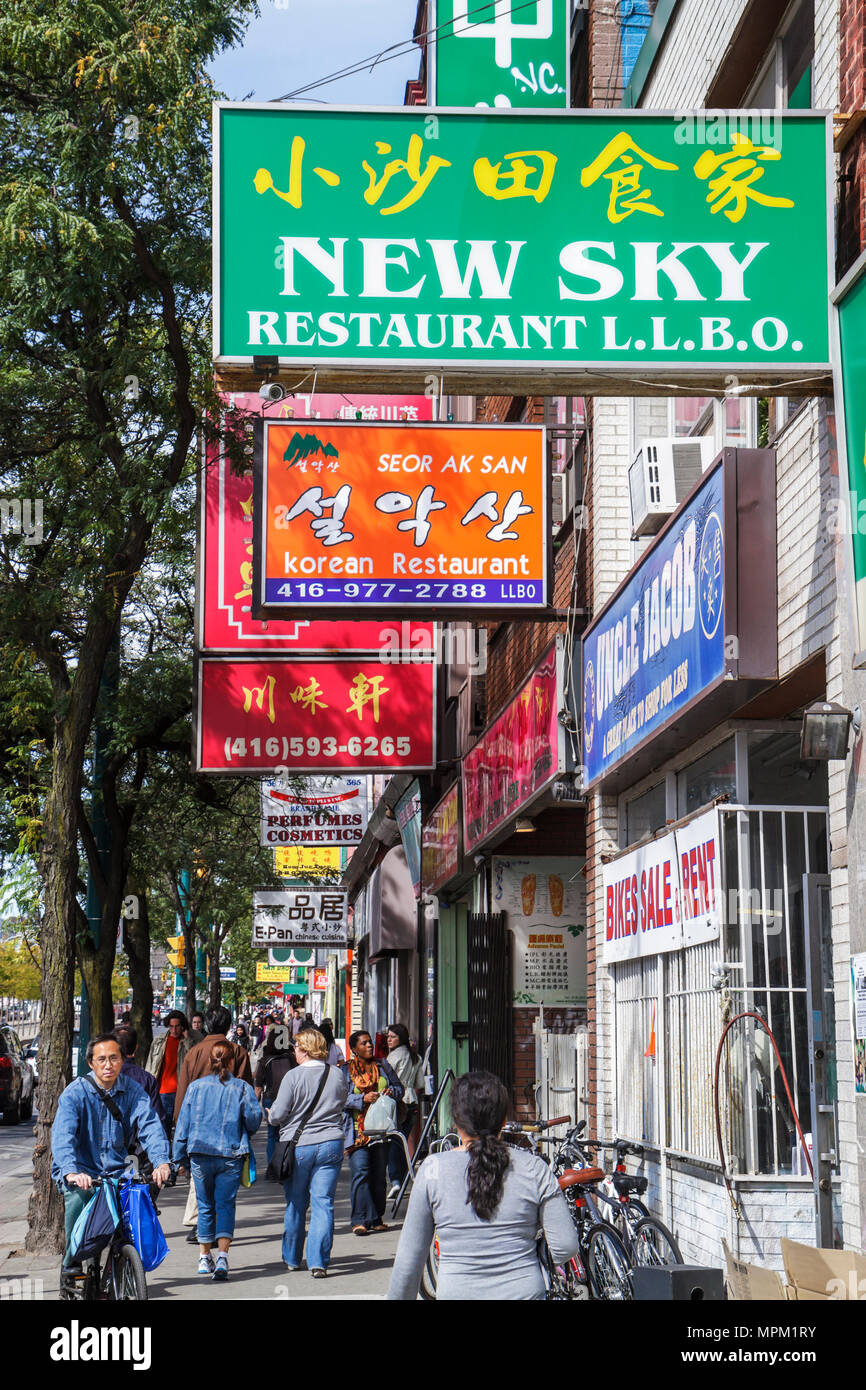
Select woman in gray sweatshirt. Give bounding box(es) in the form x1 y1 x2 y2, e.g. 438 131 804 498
387 1072 579 1300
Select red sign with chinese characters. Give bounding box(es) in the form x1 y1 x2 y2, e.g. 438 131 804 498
195 656 436 774
462 642 564 854
199 391 434 652
422 781 461 895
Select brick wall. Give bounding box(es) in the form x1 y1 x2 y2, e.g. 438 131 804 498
838 0 866 274
642 0 750 106
638 1157 832 1270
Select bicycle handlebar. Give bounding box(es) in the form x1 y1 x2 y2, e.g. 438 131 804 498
508 1114 571 1135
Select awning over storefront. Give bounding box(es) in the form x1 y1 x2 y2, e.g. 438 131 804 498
368 845 418 959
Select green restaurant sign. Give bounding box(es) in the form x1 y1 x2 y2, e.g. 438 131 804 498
430 0 571 109
214 106 831 388
832 248 866 665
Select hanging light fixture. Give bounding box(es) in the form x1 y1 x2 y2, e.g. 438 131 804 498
515 817 536 833
799 701 856 761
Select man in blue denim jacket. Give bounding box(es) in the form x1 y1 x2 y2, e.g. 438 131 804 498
51 1032 172 1267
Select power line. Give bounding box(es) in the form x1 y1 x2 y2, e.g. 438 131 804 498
270 0 559 103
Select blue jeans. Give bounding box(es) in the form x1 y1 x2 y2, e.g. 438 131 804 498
267 1118 278 1167
281 1139 343 1270
190 1154 244 1243
160 1091 176 1125
348 1141 388 1229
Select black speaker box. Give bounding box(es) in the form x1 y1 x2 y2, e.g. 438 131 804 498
630 1265 726 1301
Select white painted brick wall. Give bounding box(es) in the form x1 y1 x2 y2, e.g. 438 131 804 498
638 1158 841 1271
642 0 750 108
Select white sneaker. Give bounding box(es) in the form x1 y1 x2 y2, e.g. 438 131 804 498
213 1253 229 1282
197 1254 215 1276
387 1183 400 1198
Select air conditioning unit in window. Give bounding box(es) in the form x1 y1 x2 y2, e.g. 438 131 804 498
629 436 715 538
551 467 574 535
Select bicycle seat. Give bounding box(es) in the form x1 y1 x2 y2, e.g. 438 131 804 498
558 1166 604 1190
612 1172 648 1196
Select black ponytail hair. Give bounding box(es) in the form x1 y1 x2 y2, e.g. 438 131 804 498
450 1072 510 1222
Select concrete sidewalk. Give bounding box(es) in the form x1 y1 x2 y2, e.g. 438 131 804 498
0 1122 406 1301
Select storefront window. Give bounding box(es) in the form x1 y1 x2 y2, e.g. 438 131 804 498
677 737 736 817
625 782 667 846
614 805 831 1176
748 730 828 806
674 397 713 436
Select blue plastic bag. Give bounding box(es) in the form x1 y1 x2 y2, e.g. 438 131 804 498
119 1180 169 1272
67 1180 120 1264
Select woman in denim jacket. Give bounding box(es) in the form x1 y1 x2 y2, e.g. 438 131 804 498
173 1039 262 1282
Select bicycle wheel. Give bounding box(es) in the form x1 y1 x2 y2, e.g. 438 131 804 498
630 1216 683 1267
584 1224 633 1301
419 1236 439 1301
110 1243 148 1301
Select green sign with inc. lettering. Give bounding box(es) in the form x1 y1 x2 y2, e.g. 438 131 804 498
431 0 571 109
214 106 830 386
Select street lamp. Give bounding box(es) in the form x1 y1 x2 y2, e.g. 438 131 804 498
799 701 859 761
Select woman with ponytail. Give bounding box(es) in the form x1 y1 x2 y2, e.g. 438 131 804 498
173 1038 262 1282
387 1072 578 1300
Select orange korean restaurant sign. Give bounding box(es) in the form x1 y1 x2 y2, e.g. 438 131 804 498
254 421 548 616
195 655 436 774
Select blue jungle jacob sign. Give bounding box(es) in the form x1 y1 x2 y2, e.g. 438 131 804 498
582 461 726 786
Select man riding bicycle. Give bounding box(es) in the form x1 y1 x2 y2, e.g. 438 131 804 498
51 1032 172 1278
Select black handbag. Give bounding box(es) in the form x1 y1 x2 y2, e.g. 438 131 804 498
266 1065 330 1182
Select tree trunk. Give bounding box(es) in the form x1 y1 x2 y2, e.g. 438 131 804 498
124 883 153 1065
26 747 80 1254
182 920 197 1019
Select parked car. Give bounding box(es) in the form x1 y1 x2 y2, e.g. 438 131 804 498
25 1030 79 1083
0 1026 36 1124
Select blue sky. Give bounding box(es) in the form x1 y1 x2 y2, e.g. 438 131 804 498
209 0 423 105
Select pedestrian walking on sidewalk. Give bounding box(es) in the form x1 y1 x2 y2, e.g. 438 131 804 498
318 1017 345 1067
384 1023 424 1197
341 1031 404 1237
175 1005 256 1243
387 1072 579 1301
145 1010 192 1130
172 1039 262 1283
268 1028 349 1278
255 1024 297 1168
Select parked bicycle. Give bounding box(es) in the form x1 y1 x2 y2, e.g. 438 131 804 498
502 1117 633 1301
548 1125 682 1268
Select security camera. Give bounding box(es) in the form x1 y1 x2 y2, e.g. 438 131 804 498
259 382 286 402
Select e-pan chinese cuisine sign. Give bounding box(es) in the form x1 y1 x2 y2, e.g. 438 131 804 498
254 420 547 615
581 449 778 791
252 888 349 947
195 656 436 774
214 106 830 389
